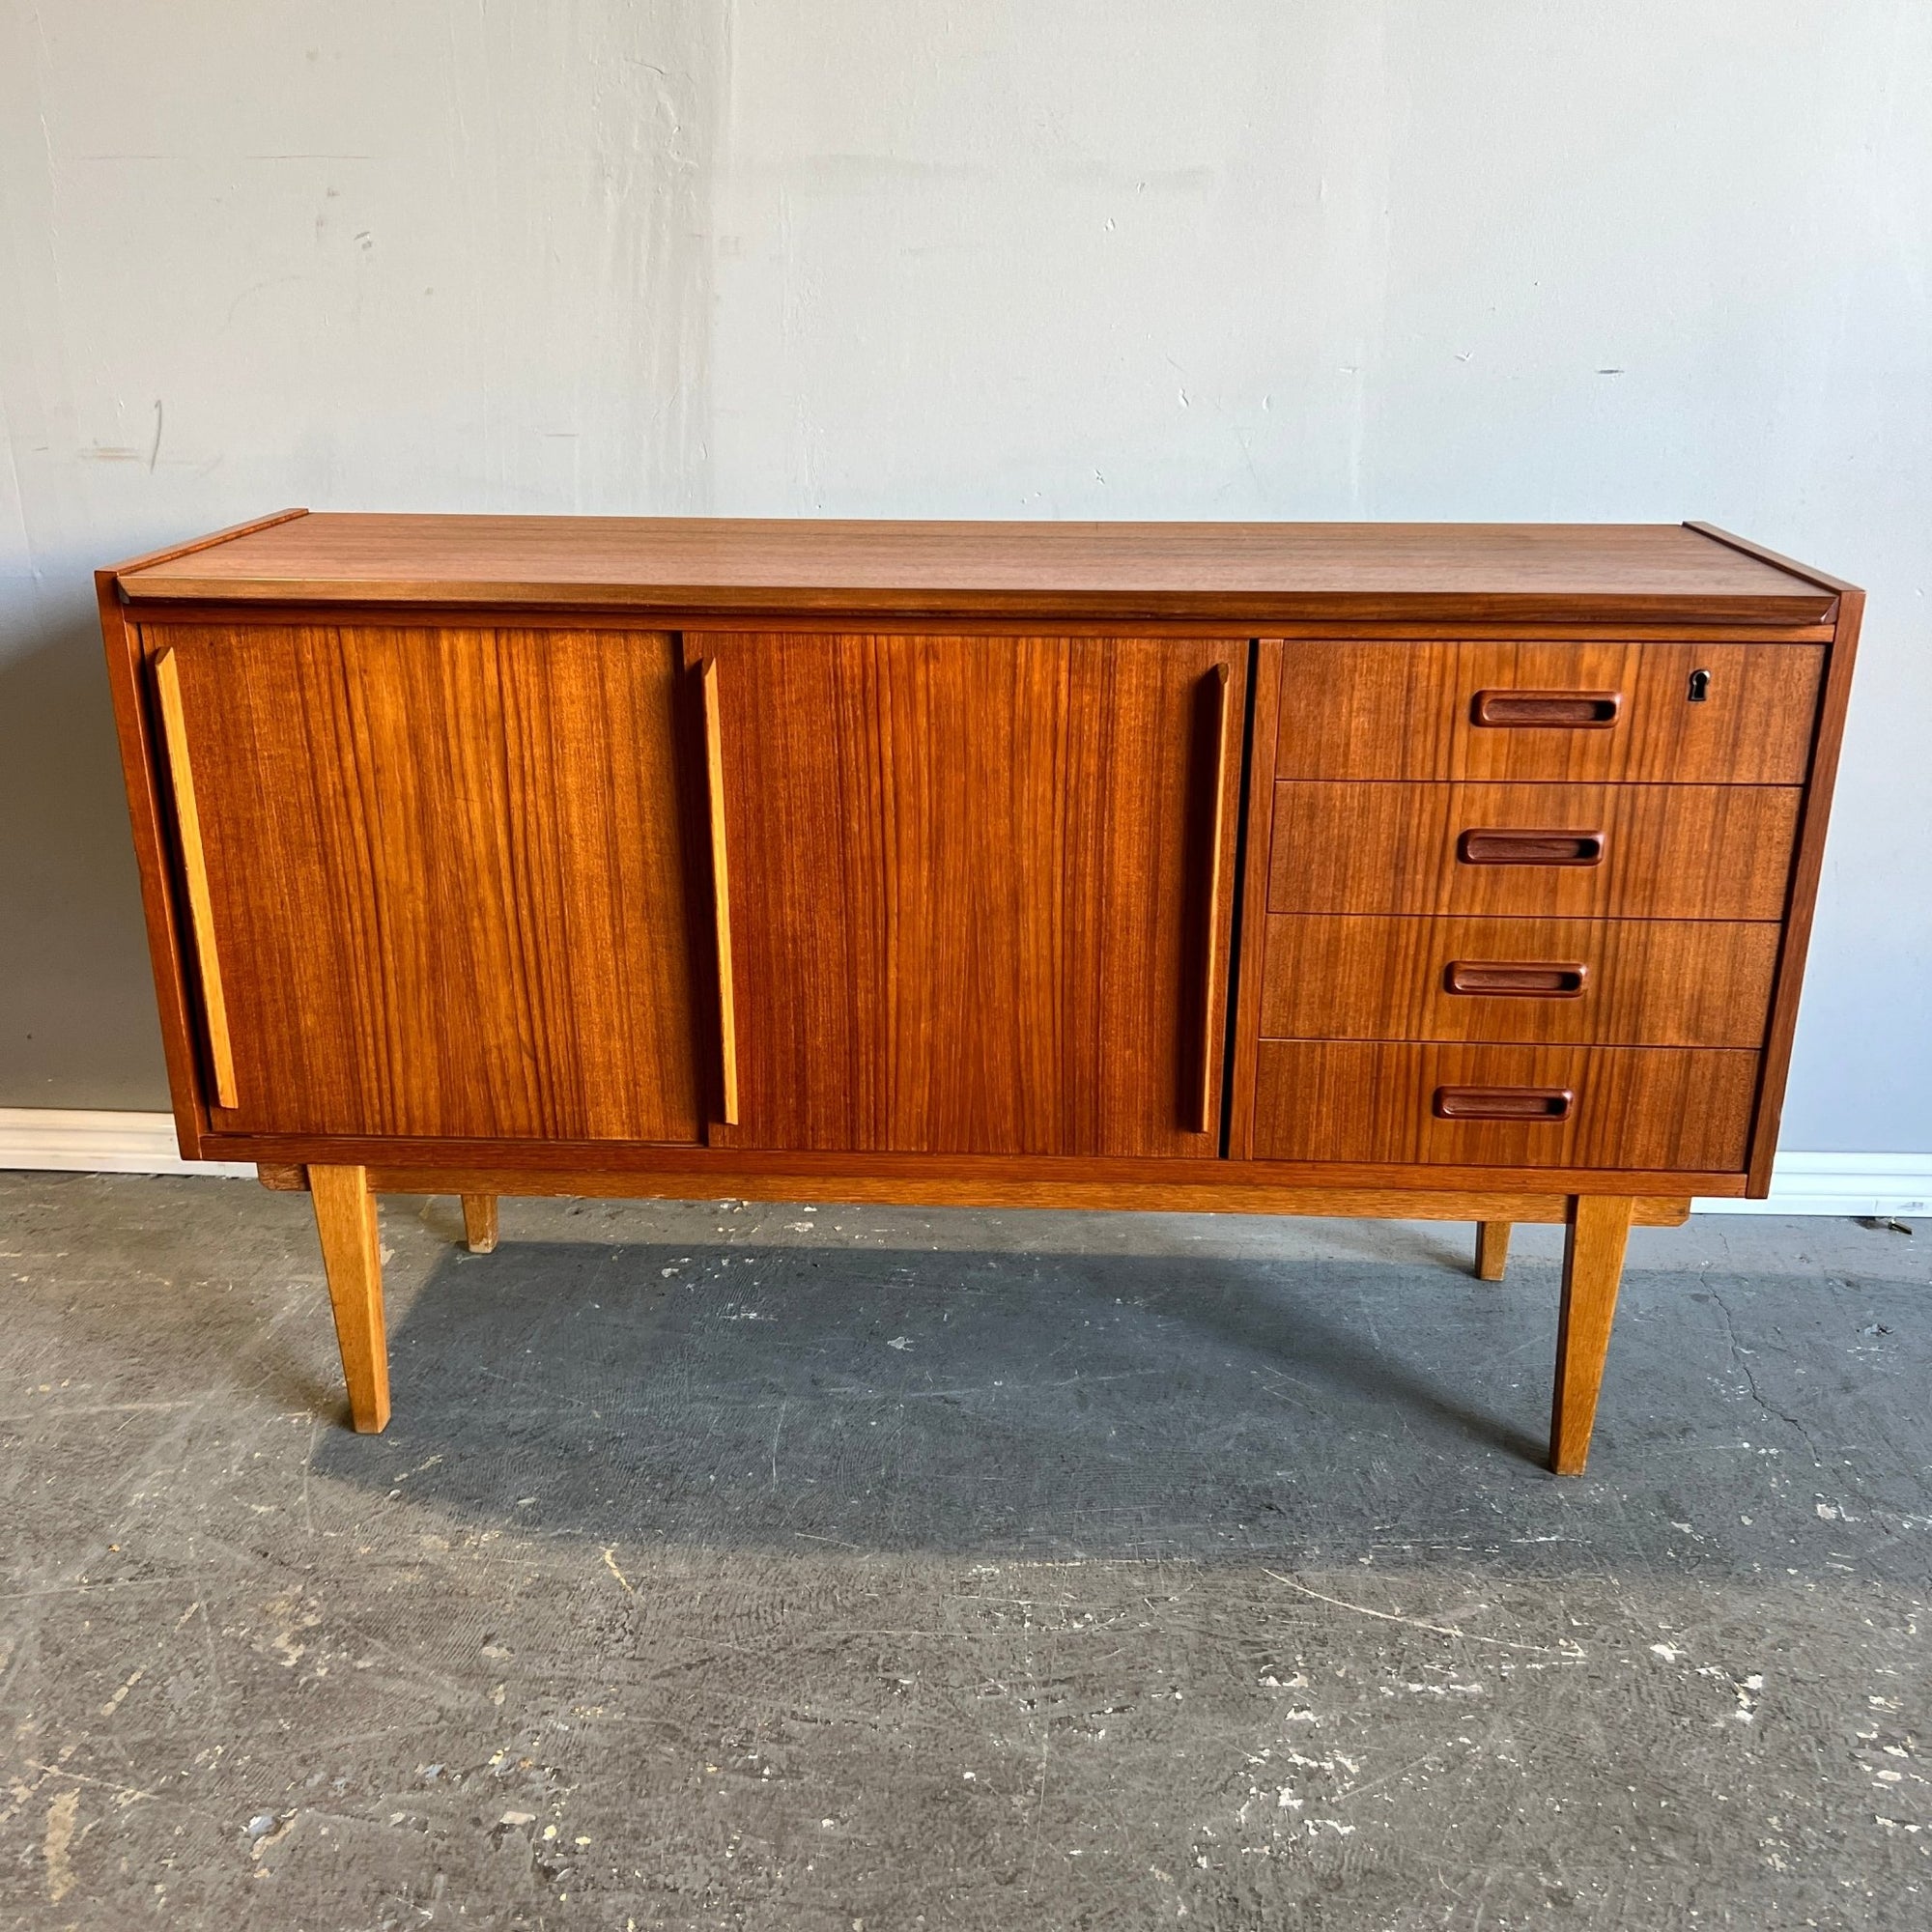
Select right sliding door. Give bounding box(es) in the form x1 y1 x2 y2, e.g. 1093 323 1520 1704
691 632 1247 1157
1239 639 1821 1175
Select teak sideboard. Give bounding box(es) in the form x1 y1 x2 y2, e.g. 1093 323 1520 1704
99 514 1861 1473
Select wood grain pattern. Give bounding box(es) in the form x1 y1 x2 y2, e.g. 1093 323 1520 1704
1259 916 1781 1046
1249 1041 1758 1170
1746 588 1863 1193
1550 1195 1635 1474
1267 781 1801 921
698 658 741 1126
157 622 706 1141
1475 1221 1512 1281
311 1164 389 1433
694 631 1246 1156
152 648 239 1108
1274 640 1823 782
116 515 1840 625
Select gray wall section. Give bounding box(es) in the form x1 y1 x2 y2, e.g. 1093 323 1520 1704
2 3 1927 1149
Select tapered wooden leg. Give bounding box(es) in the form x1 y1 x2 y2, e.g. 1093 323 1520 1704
461 1194 499 1255
311 1164 390 1434
1474 1220 1512 1282
1549 1195 1634 1476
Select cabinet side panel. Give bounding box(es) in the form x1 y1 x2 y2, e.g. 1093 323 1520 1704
97 579 210 1155
1745 589 1864 1193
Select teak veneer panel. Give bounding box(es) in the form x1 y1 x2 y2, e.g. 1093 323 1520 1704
695 631 1244 1156
1267 781 1801 921
115 515 1839 625
1274 640 1823 783
1249 1041 1758 1171
1259 915 1781 1048
155 622 705 1141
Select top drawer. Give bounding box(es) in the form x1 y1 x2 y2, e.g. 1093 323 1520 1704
1275 640 1823 783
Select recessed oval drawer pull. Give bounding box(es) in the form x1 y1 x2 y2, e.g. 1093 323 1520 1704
1433 1085 1575 1122
1443 959 1589 998
1458 827 1605 867
1471 689 1623 728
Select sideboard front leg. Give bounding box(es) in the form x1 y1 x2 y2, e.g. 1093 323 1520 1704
461 1194 499 1254
310 1164 391 1433
1548 1195 1634 1476
1474 1221 1512 1282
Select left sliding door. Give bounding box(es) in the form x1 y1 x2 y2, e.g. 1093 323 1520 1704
147 621 706 1143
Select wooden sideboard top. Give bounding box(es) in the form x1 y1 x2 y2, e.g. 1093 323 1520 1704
110 511 1849 625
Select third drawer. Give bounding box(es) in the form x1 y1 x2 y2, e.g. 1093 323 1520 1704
1258 915 1781 1047
1267 781 1801 920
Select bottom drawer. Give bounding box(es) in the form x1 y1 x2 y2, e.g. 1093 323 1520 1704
1249 1041 1757 1171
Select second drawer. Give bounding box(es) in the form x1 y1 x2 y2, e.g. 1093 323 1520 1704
1259 915 1781 1047
1267 781 1801 920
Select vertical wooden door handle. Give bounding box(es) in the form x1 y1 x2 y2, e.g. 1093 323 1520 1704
153 648 239 1109
699 659 740 1125
1195 662 1233 1135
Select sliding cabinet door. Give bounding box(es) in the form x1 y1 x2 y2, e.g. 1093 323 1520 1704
151 622 706 1143
694 632 1246 1157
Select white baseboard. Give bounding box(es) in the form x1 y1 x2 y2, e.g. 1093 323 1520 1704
0 1108 1924 1217
0 1109 255 1179
1692 1152 1931 1218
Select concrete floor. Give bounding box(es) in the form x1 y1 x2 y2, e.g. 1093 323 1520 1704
0 1175 1925 1931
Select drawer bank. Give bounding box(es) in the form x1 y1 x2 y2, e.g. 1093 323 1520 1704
99 514 1860 1473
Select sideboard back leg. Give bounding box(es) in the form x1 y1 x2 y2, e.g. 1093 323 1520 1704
310 1164 391 1433
1548 1195 1634 1476
461 1194 499 1255
1474 1220 1513 1282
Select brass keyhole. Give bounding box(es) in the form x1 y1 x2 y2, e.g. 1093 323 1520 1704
1687 668 1711 703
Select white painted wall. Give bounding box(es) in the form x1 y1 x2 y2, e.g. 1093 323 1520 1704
2 2 1927 1152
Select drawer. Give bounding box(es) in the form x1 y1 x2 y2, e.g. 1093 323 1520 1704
1259 916 1780 1046
1275 640 1823 783
1249 1040 1757 1171
1267 781 1799 921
